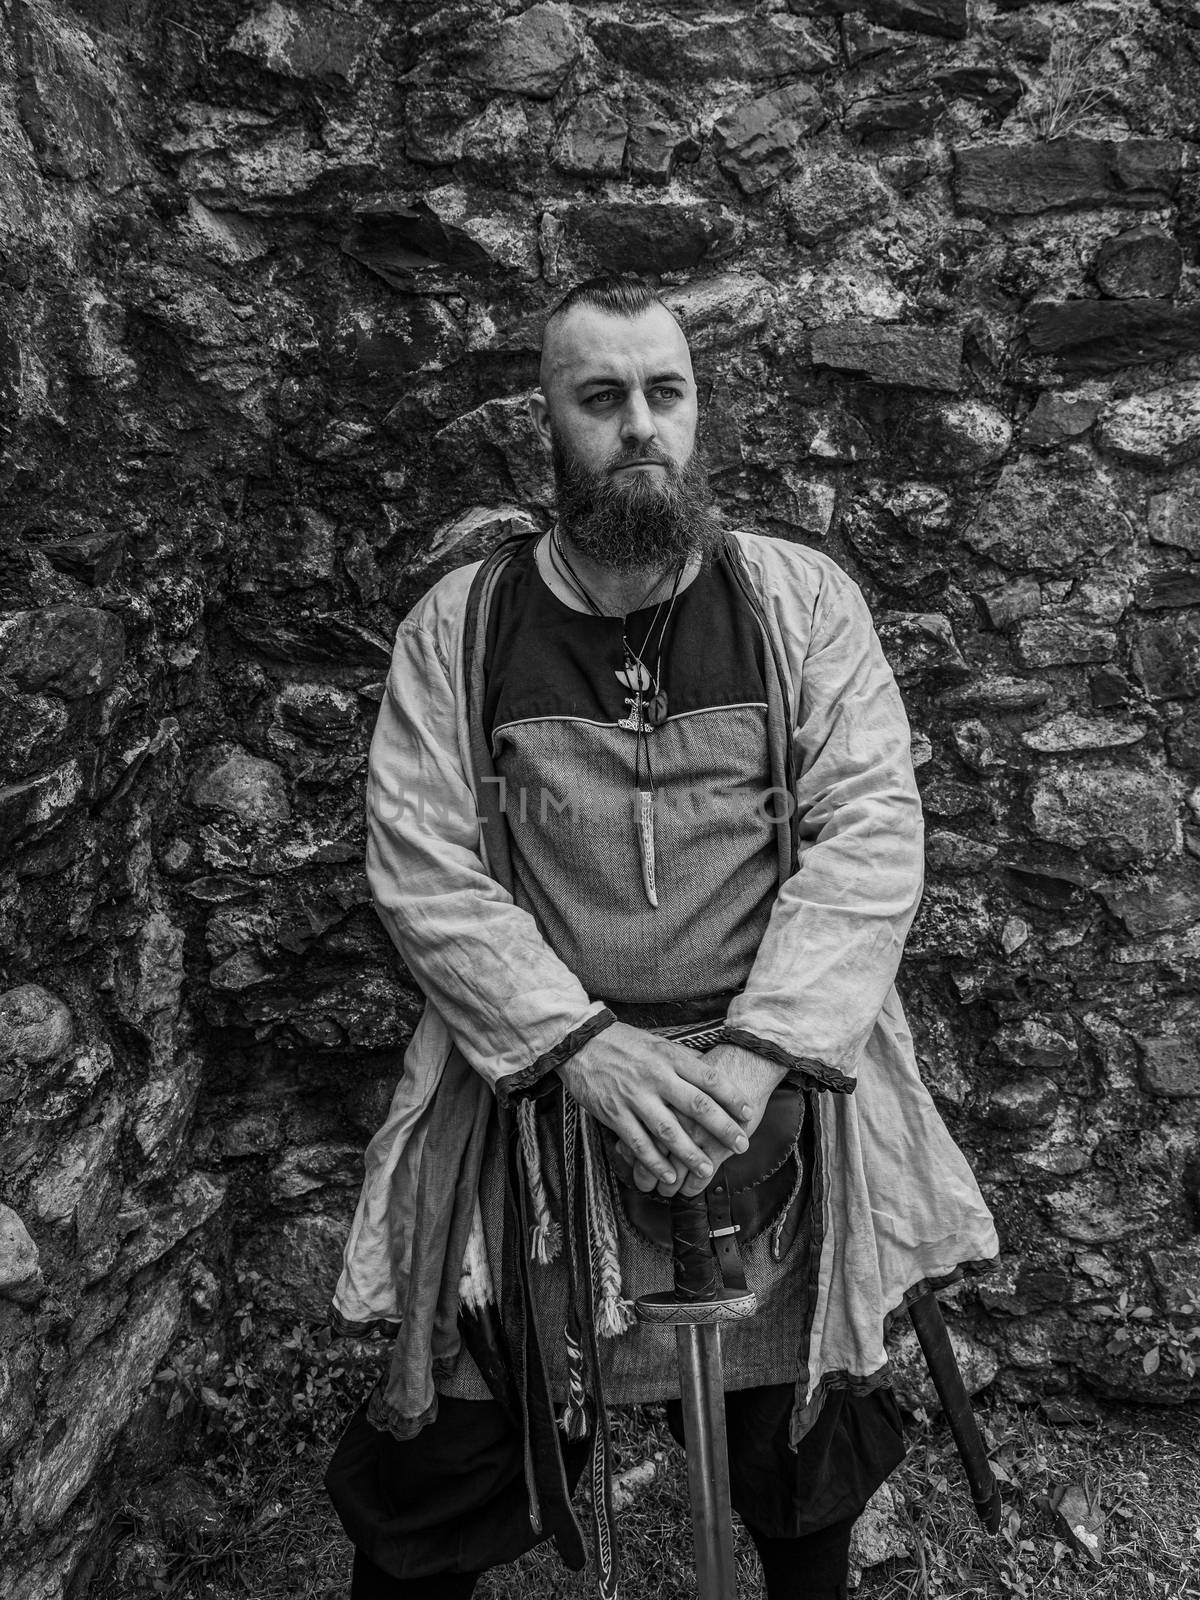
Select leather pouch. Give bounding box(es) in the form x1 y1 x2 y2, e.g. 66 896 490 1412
606 1083 810 1262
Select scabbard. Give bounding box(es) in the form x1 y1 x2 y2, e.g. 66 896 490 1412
908 1291 1002 1533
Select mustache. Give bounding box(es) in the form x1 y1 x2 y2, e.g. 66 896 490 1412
609 445 673 469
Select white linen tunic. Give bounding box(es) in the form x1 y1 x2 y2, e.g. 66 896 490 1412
333 529 1000 1441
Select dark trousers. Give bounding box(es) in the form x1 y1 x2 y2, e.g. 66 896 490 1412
327 1382 904 1599
351 1517 856 1599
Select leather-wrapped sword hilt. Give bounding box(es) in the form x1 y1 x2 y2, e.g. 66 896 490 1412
634 1191 758 1326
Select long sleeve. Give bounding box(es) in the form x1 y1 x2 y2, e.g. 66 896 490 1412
365 616 613 1100
721 563 924 1091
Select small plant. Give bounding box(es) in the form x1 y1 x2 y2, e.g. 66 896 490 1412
1019 34 1111 141
1092 1287 1200 1382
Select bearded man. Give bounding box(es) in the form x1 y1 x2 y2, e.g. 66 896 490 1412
325 276 999 1600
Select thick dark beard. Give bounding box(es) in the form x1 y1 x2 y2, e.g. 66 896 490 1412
551 434 723 574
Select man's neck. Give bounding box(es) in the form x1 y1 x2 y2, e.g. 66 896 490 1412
549 529 702 616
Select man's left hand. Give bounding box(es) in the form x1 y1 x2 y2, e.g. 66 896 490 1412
614 1042 787 1199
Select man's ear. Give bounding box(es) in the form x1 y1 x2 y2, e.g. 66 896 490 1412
528 389 553 454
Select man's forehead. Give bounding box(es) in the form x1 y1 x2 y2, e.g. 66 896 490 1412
540 303 692 386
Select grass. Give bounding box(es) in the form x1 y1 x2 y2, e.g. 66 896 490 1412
91 1311 1200 1600
1018 35 1111 142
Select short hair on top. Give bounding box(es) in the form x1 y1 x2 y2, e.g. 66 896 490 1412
543 275 676 332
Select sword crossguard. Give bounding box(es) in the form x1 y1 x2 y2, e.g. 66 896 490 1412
634 1286 757 1326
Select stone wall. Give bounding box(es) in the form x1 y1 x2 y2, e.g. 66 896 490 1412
2 0 1200 1593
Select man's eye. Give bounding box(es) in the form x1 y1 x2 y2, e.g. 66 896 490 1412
654 387 682 401
585 391 618 405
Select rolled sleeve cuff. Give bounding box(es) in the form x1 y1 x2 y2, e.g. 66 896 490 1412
718 1027 856 1094
493 1007 619 1106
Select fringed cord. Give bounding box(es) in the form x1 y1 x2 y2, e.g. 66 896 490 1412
580 1110 635 1338
458 1198 495 1311
517 1097 562 1264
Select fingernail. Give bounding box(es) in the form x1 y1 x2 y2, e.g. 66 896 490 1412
735 1134 749 1152
698 1160 712 1177
662 1167 676 1184
739 1104 752 1119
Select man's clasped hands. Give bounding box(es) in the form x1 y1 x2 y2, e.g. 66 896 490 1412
557 1021 787 1199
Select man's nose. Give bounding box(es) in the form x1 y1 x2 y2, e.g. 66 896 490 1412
619 391 657 449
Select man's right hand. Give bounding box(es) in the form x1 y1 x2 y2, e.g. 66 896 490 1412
556 1022 751 1190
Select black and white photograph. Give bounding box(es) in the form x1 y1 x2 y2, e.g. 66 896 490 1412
1 3 1198 1599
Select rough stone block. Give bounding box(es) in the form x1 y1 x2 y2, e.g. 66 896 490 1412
553 94 627 177
963 458 1123 571
952 138 1181 216
713 83 826 195
13 1279 183 1530
592 13 834 81
237 505 337 592
626 98 681 184
1022 301 1200 379
942 674 1053 710
850 0 969 38
780 155 892 245
1100 868 1200 937
0 985 74 1072
459 3 580 98
0 1342 38 1463
1045 1182 1150 1245
887 1324 998 1411
1138 1037 1200 1098
406 506 539 592
978 577 1041 629
1166 705 1200 772
1094 225 1183 301
31 1100 124 1235
13 5 136 193
116 1173 226 1280
189 747 291 829
934 63 1023 116
1021 392 1101 448
1149 478 1200 557
810 324 962 390
403 87 473 167
1147 1241 1200 1312
661 274 773 351
1022 713 1146 754
987 1075 1060 1129
992 1017 1077 1070
341 198 514 284
849 1481 909 1580
0 606 125 700
227 3 376 86
1030 765 1178 861
1133 616 1200 699
235 1213 349 1319
460 99 549 190
876 613 968 678
0 761 86 854
0 1204 43 1304
1096 383 1200 472
845 91 943 138
551 199 742 276
1016 618 1117 667
924 830 998 872
1137 570 1200 610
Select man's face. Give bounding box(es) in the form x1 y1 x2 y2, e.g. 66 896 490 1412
530 303 721 573
532 302 699 483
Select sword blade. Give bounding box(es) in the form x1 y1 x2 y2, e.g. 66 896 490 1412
676 1323 738 1600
